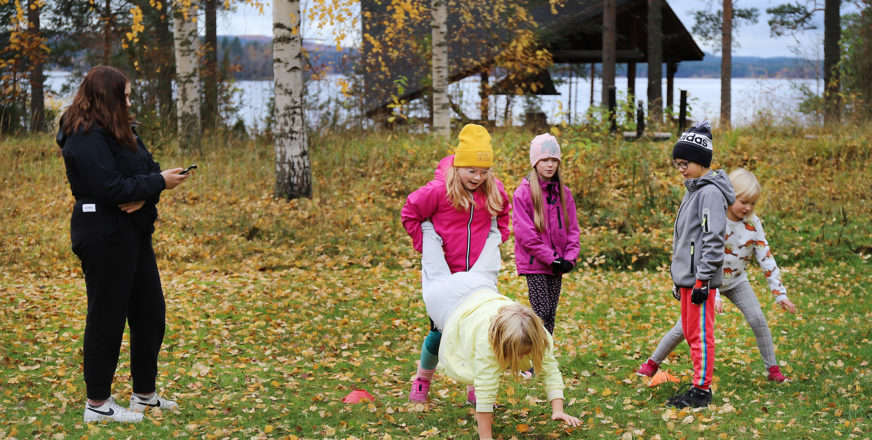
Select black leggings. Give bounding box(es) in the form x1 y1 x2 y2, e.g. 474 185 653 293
524 274 563 335
75 221 165 400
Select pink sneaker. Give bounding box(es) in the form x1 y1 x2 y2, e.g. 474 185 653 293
466 387 476 405
636 359 659 377
409 377 430 402
768 365 790 383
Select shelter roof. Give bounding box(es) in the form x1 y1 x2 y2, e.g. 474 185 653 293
360 0 704 114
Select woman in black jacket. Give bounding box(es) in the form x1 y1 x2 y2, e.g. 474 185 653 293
58 66 189 423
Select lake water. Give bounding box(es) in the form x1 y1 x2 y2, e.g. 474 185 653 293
45 72 822 130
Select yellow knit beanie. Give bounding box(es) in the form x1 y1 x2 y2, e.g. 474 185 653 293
453 124 493 168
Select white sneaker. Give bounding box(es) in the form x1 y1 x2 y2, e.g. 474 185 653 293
83 397 144 423
129 392 179 413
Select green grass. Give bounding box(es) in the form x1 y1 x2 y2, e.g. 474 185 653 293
0 125 870 439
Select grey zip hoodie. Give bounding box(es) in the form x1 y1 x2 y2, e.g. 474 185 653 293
671 169 736 288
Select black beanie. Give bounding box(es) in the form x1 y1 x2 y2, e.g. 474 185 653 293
673 120 714 168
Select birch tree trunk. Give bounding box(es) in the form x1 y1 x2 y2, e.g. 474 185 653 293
273 0 311 200
173 2 201 152
601 0 616 108
720 0 732 129
154 0 174 124
647 0 663 125
431 0 450 137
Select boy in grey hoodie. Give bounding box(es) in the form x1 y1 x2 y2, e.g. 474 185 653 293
664 121 735 409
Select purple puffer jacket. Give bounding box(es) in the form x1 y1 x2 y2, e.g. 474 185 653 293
513 177 580 275
401 155 511 274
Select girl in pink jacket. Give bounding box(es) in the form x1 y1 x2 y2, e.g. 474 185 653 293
513 134 580 344
401 124 511 403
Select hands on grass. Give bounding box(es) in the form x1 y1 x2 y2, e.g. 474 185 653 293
779 298 797 313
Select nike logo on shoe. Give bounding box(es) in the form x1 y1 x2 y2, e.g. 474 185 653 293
138 400 161 407
87 406 115 416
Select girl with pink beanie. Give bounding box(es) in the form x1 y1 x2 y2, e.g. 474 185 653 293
512 133 580 365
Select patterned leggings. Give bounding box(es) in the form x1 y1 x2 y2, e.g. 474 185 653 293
525 274 563 335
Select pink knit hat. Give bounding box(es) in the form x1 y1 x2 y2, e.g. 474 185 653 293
529 133 561 167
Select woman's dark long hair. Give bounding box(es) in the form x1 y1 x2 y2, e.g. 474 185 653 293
61 66 137 151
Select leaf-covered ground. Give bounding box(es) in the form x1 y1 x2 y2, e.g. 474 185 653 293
2 263 870 439
1 127 870 439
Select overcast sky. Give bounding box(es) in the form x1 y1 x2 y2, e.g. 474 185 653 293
216 0 848 59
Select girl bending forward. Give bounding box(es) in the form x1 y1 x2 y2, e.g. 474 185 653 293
417 220 580 439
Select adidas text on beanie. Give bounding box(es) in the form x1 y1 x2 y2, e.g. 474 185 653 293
673 120 714 168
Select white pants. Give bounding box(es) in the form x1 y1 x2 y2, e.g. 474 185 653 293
420 219 501 330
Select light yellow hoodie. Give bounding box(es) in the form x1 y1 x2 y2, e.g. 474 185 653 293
438 288 565 413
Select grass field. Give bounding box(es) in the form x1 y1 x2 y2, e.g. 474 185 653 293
0 125 870 439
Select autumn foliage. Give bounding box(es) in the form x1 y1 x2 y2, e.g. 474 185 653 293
1 125 870 438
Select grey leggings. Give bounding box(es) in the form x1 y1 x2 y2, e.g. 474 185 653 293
650 279 778 369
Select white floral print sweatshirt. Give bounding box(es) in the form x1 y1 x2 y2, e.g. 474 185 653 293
722 214 788 303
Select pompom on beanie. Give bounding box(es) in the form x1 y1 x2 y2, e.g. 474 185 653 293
673 120 714 168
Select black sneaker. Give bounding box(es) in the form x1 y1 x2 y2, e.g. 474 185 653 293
665 383 691 406
667 385 711 409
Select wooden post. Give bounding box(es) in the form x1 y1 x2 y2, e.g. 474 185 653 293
567 65 573 125
721 0 733 129
590 63 595 106
678 89 688 134
627 62 636 121
601 0 617 108
636 100 645 138
479 71 489 125
647 0 663 125
609 85 617 133
667 62 677 115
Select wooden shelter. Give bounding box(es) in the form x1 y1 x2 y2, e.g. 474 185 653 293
360 0 704 119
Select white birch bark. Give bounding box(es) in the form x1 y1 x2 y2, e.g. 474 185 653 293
431 0 450 137
172 2 201 151
273 0 311 199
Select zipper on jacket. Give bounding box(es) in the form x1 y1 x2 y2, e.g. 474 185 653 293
702 208 710 233
529 256 535 265
557 208 563 229
690 240 696 277
466 205 473 270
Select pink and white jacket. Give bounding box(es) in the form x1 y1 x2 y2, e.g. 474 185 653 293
401 155 511 274
513 177 580 275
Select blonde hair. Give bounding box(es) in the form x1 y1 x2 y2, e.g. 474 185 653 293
445 166 505 215
526 167 568 234
488 303 550 374
729 168 762 200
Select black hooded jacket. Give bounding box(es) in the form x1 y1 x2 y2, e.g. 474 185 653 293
57 124 166 236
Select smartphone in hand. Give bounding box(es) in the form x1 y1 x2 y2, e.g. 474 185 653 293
180 164 198 174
